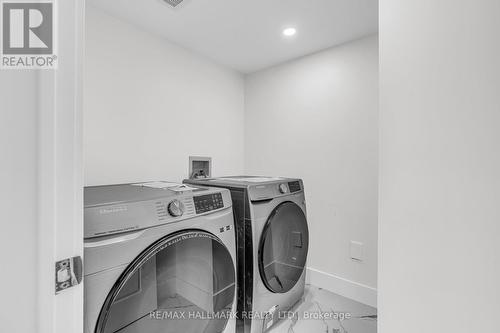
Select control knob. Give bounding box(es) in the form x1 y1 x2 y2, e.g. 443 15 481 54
168 199 185 217
278 183 288 194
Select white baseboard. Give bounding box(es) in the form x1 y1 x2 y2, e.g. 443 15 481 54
306 267 377 308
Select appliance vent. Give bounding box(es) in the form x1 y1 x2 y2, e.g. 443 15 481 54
163 0 184 8
288 181 301 193
163 0 184 7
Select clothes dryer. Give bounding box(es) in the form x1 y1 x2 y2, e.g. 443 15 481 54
185 177 309 333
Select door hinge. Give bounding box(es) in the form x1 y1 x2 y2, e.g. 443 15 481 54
55 256 83 294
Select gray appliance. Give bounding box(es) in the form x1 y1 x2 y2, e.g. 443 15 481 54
184 177 309 333
84 182 237 333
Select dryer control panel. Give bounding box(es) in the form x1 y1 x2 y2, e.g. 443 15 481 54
194 193 224 214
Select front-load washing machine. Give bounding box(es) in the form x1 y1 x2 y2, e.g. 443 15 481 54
84 182 237 333
184 177 309 333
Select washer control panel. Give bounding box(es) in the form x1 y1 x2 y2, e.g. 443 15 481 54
84 184 231 239
194 193 224 214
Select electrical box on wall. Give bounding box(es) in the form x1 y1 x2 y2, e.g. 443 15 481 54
350 241 364 261
189 156 212 179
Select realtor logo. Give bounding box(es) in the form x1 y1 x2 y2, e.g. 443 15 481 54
1 0 57 69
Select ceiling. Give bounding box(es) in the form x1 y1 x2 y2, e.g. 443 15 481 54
87 0 378 73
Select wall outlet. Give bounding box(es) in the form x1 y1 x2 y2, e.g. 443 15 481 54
350 241 364 261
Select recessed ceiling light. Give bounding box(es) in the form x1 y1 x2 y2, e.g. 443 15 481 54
282 27 297 37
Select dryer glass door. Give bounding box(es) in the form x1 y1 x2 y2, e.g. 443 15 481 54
95 230 235 333
259 201 309 293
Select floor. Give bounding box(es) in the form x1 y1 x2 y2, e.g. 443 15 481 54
269 285 377 333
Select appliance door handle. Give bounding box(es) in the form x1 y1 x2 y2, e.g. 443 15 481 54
84 229 146 248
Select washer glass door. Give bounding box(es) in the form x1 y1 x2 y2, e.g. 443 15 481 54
259 201 309 293
96 230 235 333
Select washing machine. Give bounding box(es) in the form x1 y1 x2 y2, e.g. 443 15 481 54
84 182 237 333
184 177 309 333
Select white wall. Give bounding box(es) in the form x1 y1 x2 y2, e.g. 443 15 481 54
0 71 38 333
245 36 378 306
380 1 500 332
84 6 245 185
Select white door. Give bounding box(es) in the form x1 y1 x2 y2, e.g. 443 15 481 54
0 1 85 332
